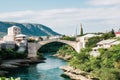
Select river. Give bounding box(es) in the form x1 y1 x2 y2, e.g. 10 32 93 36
7 53 70 80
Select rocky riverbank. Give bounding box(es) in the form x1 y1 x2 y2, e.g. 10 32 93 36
53 53 72 60
1 59 44 69
54 53 93 80
60 65 92 80
0 59 45 76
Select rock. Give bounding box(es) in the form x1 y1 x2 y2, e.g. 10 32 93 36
60 65 92 80
0 64 19 69
0 71 8 76
0 59 45 69
53 53 72 60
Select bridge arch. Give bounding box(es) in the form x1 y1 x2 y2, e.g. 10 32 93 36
37 40 77 52
28 40 82 58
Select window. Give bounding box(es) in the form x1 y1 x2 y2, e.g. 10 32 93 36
14 28 17 31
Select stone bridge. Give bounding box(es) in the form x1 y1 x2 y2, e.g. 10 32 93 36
28 39 83 58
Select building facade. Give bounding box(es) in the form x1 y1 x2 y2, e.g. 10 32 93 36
91 39 120 57
3 26 21 42
8 26 21 36
2 26 27 50
15 34 27 46
76 34 99 48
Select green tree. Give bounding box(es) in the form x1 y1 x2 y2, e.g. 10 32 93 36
80 24 83 36
39 37 43 41
60 36 76 41
101 29 115 39
86 36 101 48
111 29 115 37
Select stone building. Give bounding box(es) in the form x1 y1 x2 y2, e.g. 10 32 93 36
8 26 21 35
91 39 120 57
2 26 27 50
3 26 21 42
115 29 120 37
76 34 99 48
15 34 27 46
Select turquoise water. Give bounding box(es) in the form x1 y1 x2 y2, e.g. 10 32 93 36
7 53 70 80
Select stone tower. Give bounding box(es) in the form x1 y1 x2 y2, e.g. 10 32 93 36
3 26 21 42
8 26 21 36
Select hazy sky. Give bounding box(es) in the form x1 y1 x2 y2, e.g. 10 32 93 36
0 0 120 35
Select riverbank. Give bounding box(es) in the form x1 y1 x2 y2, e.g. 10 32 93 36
53 53 72 60
4 54 70 80
56 43 120 80
54 53 92 80
60 65 92 80
0 58 45 76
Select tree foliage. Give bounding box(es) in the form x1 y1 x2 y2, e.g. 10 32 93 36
60 36 76 41
86 29 116 48
0 48 27 60
27 39 38 42
80 26 83 36
86 36 101 48
0 77 20 80
57 29 118 80
68 44 120 80
38 42 65 53
57 45 77 59
101 29 115 39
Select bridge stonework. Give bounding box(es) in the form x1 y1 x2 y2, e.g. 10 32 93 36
28 43 38 58
28 40 83 58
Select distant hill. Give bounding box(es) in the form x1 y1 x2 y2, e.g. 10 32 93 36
0 21 60 37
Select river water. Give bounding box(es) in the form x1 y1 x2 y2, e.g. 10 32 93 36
7 53 70 80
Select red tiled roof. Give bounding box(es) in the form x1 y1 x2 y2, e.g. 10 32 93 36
115 32 120 34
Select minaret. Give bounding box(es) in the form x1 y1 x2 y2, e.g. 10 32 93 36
80 23 83 36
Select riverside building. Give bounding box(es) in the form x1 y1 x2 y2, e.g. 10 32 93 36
1 26 27 49
91 39 120 57
76 34 99 48
3 26 21 42
115 29 120 37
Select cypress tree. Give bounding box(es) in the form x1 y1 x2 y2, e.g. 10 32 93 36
111 29 115 37
80 24 83 36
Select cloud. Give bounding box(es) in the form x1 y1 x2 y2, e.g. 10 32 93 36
0 7 120 35
0 11 34 18
1 7 119 21
88 0 120 6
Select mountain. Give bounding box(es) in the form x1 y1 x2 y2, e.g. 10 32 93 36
0 21 60 37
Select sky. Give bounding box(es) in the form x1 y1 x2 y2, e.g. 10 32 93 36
0 0 120 35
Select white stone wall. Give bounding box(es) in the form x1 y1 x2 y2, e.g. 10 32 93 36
3 26 21 42
3 35 15 42
8 26 21 36
116 34 120 37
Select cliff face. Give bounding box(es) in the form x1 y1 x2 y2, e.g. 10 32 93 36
0 21 60 37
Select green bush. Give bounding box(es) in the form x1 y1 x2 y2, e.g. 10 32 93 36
0 77 20 80
86 30 115 48
60 36 76 41
0 49 27 60
91 68 120 80
86 36 101 48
